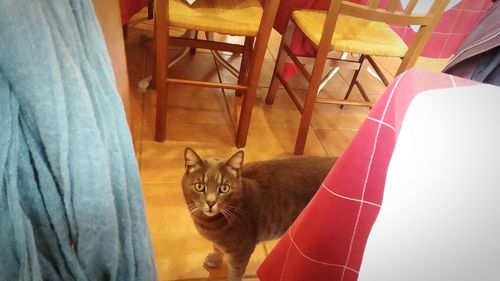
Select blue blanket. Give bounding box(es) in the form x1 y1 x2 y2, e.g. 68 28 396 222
0 0 157 280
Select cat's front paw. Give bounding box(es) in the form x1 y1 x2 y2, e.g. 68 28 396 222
204 252 223 268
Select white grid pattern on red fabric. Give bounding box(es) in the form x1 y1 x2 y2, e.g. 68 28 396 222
389 0 491 58
338 72 405 280
288 230 359 272
438 0 465 57
322 184 382 208
366 117 396 132
258 69 478 281
279 240 293 280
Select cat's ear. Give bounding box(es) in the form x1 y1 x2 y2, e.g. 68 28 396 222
224 150 244 177
185 147 203 173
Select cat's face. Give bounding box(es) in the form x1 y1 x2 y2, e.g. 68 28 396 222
182 148 244 220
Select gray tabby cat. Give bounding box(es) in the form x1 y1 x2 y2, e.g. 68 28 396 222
182 147 336 281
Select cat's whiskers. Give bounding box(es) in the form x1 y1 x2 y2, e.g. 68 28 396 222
187 203 201 216
220 209 234 225
224 205 248 215
220 207 241 225
220 204 248 218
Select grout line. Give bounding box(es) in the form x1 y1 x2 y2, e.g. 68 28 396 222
262 242 269 256
313 128 331 157
267 46 278 62
369 56 397 78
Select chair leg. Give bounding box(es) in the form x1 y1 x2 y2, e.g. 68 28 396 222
122 24 128 40
189 30 198 55
294 8 339 155
236 0 280 148
266 20 295 105
295 70 322 155
148 0 154 20
154 0 169 142
340 55 365 109
366 55 390 87
235 37 254 97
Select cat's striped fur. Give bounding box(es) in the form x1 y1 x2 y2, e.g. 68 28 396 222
182 147 336 281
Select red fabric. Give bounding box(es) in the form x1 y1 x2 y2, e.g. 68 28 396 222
392 0 491 58
257 68 478 281
273 0 491 79
119 0 148 25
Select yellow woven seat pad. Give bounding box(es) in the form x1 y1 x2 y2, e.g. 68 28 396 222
168 0 263 37
292 10 408 57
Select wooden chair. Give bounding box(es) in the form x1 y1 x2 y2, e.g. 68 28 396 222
266 0 450 155
154 0 279 147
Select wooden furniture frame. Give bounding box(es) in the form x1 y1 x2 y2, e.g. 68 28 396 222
154 0 279 147
266 0 450 155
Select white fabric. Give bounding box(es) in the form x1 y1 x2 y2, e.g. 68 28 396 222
359 84 500 281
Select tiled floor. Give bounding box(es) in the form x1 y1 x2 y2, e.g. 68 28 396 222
124 9 448 281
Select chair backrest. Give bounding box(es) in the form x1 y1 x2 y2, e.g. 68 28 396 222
342 0 448 24
318 0 451 75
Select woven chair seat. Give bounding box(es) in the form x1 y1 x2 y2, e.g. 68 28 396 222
293 9 408 57
169 0 263 37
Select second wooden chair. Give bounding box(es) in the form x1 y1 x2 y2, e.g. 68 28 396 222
266 0 450 155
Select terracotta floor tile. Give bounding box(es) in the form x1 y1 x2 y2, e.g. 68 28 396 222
311 101 369 130
142 118 235 141
266 29 282 60
415 56 451 72
222 88 302 129
129 88 145 123
214 54 278 89
244 124 328 159
340 67 387 96
138 124 331 182
169 52 222 82
258 57 280 88
314 129 358 157
370 56 401 77
256 87 369 131
366 56 449 79
139 124 239 183
286 64 349 93
140 87 231 125
365 92 383 106
263 239 280 256
139 141 186 184
143 183 265 280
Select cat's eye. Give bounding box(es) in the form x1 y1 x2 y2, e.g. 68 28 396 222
219 184 231 194
193 182 205 192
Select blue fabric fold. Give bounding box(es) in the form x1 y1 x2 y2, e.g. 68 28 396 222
0 0 157 280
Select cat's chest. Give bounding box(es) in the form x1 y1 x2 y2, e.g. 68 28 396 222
194 217 253 241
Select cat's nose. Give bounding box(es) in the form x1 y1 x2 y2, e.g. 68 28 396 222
206 201 216 209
